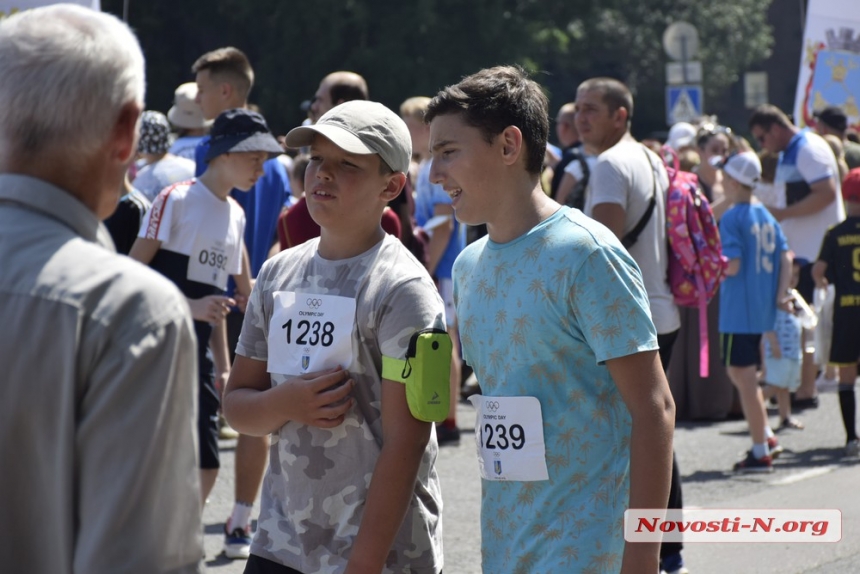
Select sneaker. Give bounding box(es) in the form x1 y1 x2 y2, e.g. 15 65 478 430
816 373 839 393
733 451 774 473
436 424 461 445
767 436 784 459
218 414 239 440
223 519 251 560
845 439 860 458
790 394 819 410
778 417 805 431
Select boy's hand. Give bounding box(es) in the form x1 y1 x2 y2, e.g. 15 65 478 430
280 368 355 428
777 292 793 313
188 295 236 323
233 293 249 314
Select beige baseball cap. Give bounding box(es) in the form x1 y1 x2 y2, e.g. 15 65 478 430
285 100 411 173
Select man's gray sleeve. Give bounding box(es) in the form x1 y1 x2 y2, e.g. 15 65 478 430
75 296 203 574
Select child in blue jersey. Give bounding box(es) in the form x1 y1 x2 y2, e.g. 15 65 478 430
425 65 676 574
717 151 793 472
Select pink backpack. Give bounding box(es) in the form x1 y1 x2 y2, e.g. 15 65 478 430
663 148 728 377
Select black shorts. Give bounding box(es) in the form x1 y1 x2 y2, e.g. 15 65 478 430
243 554 443 574
198 353 220 469
244 555 304 574
720 333 762 368
830 305 860 365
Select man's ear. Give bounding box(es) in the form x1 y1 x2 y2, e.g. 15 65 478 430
614 107 629 129
500 125 524 167
113 101 142 164
381 172 407 202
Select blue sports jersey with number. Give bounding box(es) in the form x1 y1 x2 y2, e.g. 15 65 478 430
718 202 788 334
453 206 658 573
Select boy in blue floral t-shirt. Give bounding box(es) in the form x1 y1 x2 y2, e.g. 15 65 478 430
426 66 675 574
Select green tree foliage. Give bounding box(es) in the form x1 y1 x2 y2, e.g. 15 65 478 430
103 0 772 138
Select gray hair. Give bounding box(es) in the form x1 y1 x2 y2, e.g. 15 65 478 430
0 4 145 159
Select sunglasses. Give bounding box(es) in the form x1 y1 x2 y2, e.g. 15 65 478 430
696 124 733 146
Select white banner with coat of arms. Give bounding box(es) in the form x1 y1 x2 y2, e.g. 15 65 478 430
0 0 99 19
793 0 860 130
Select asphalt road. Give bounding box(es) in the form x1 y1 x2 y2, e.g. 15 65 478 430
202 391 860 573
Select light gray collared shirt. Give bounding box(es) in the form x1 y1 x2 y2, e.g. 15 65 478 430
0 174 203 573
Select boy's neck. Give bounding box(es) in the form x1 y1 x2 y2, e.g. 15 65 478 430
214 100 247 118
732 189 753 204
317 223 386 260
198 169 233 201
486 178 559 244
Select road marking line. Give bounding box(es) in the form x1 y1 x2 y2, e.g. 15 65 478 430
769 465 838 486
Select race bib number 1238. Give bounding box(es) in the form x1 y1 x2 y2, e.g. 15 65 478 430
267 291 356 375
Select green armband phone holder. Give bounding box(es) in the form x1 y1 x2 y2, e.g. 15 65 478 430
382 328 452 423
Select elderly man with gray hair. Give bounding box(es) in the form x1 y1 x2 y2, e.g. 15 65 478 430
0 5 203 573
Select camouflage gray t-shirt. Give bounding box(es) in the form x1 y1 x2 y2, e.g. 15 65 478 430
237 234 445 574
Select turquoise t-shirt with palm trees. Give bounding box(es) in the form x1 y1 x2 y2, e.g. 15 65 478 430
453 206 657 574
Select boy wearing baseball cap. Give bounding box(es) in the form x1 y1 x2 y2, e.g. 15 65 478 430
223 100 446 574
130 108 283 503
812 168 860 457
717 151 793 472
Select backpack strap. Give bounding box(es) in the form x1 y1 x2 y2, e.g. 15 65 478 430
621 146 658 249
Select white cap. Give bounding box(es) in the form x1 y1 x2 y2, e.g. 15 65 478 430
667 122 696 151
167 82 211 130
284 100 412 173
717 151 761 187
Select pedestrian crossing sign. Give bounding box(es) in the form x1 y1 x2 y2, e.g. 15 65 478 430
666 85 703 126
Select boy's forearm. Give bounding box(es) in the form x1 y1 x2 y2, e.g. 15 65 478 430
622 411 674 573
222 386 287 436
209 318 231 376
778 250 793 296
346 433 428 574
235 245 253 297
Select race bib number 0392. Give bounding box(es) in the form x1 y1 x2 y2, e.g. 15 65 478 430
187 234 230 289
267 291 356 375
468 395 549 482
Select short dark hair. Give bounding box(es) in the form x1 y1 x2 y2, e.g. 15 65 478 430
577 77 634 124
192 47 254 101
319 71 369 106
425 65 548 175
330 82 368 105
748 104 793 132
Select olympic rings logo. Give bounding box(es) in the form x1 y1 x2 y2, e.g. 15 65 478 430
486 401 500 412
306 298 323 309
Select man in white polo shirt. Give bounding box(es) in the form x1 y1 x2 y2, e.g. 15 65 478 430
749 104 845 407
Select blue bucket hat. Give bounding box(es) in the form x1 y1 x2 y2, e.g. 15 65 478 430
204 108 283 163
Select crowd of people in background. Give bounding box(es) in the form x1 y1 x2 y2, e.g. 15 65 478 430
4 5 860 574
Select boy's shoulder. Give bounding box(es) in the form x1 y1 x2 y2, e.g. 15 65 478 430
828 216 860 235
724 202 774 225
455 208 618 273
261 235 432 290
